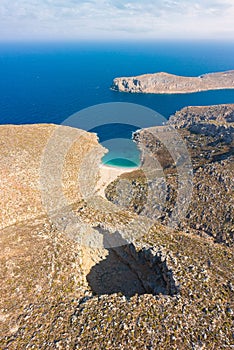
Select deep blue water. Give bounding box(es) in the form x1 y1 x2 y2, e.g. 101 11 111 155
0 40 233 166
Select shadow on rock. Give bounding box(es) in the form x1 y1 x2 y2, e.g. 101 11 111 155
86 236 179 298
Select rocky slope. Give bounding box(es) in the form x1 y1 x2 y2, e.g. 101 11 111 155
111 70 234 94
0 124 103 230
0 113 233 349
106 104 234 247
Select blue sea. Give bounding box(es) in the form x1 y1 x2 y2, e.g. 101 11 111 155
0 40 234 166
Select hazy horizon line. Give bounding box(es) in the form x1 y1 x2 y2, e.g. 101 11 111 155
0 37 234 44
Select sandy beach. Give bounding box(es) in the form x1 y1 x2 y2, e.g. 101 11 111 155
95 164 138 198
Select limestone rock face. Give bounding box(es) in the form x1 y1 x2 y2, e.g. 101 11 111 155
111 70 234 94
168 103 234 143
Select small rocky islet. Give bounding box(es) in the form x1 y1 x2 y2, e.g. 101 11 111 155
0 104 233 349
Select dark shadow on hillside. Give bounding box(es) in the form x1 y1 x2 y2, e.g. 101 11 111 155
86 231 179 298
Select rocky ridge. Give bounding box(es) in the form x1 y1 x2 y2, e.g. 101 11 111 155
168 103 234 143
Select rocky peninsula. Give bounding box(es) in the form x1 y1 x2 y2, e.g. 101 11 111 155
111 70 234 94
0 104 233 349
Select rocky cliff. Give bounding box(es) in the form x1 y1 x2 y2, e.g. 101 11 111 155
111 70 234 94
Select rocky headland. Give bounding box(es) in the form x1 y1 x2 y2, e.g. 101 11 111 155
106 104 234 246
111 70 234 94
0 105 233 349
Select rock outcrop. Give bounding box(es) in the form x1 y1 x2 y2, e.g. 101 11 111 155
111 70 234 94
168 103 234 143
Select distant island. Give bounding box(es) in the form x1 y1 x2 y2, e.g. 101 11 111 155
111 70 234 94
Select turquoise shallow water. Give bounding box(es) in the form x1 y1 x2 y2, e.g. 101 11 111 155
0 40 233 167
101 138 141 167
104 159 139 167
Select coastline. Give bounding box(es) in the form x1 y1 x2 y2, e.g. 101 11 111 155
110 86 234 95
95 164 139 198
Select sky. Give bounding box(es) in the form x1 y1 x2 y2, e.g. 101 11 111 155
0 0 234 41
